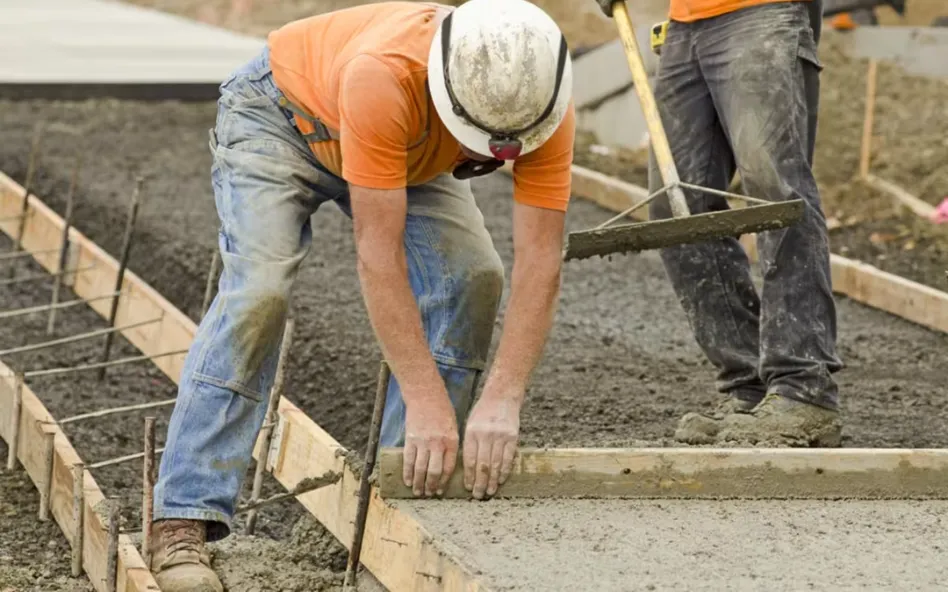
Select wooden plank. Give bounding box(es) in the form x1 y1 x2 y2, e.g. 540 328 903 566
513 167 948 335
0 367 158 592
866 173 937 219
0 170 491 592
377 447 948 499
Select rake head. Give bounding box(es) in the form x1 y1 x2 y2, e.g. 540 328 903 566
563 199 805 261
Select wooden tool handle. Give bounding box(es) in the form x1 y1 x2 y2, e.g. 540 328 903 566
612 1 690 218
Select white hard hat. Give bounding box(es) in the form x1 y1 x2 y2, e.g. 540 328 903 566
427 0 573 160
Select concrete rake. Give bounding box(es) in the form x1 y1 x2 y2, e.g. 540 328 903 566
562 0 805 262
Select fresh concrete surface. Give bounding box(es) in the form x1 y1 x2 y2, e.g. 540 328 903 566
837 26 948 79
0 0 262 84
400 498 948 591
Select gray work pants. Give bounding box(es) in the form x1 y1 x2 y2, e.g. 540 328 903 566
647 1 842 410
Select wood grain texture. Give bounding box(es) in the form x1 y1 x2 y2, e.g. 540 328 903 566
0 170 490 592
377 447 948 500
0 367 158 592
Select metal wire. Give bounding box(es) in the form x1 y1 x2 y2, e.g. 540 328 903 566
57 399 176 426
24 349 189 378
88 448 165 470
0 247 59 262
594 185 670 230
0 317 161 357
677 182 773 206
0 291 125 320
0 263 96 288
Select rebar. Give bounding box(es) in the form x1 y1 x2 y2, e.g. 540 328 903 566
47 154 81 335
105 497 121 592
0 291 124 321
201 250 221 319
25 349 188 379
0 213 29 225
0 247 57 262
141 417 156 565
0 263 96 288
344 361 392 589
39 430 56 521
58 398 176 426
5 373 23 471
98 177 144 381
0 317 161 357
71 463 85 577
9 123 43 280
88 447 165 471
235 471 341 514
245 317 295 534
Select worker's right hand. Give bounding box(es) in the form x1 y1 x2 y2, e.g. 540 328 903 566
596 0 616 18
403 393 459 497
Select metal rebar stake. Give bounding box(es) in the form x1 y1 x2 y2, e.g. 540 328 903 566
5 373 24 471
201 251 221 319
39 429 56 521
9 124 43 280
142 417 156 566
47 154 81 335
105 497 121 592
245 317 295 535
343 360 392 590
98 177 144 381
71 463 85 577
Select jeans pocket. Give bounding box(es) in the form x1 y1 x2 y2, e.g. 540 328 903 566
797 30 824 72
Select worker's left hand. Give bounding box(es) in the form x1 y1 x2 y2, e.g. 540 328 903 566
462 393 522 500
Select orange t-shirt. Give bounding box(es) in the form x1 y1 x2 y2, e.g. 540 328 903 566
267 2 575 212
669 0 808 23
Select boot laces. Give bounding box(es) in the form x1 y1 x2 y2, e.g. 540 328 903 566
163 520 204 557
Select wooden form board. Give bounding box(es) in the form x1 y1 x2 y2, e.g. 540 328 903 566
0 367 159 592
0 171 489 592
377 447 948 499
511 165 948 335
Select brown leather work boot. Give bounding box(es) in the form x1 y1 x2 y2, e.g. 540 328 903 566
674 395 760 445
149 519 223 592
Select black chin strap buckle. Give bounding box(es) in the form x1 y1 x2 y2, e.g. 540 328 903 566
452 158 504 180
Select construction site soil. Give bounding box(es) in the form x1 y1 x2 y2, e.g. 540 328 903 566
1 85 948 589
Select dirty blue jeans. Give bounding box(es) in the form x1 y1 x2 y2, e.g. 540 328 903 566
647 1 843 410
153 46 504 540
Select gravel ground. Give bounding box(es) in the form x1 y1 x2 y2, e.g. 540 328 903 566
1 96 947 590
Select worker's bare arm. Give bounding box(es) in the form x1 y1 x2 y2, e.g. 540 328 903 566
349 183 459 497
463 201 565 499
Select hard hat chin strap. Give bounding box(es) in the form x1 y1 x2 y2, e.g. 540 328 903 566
440 12 569 160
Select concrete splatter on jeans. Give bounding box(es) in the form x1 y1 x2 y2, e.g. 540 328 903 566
153 46 504 540
646 2 843 410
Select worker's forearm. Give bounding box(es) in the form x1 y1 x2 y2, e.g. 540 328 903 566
481 253 561 401
356 244 444 404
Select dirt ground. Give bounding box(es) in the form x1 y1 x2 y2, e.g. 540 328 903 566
1 95 948 589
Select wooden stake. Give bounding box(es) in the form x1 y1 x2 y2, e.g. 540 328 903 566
98 177 144 381
105 497 121 592
859 59 878 180
5 373 23 471
9 123 43 280
141 417 156 566
71 463 85 577
47 154 81 335
39 429 56 521
245 317 295 535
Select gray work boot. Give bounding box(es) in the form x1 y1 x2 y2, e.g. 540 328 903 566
674 395 760 445
717 392 842 447
149 519 223 592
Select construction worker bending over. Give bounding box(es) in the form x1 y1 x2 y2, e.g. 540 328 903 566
148 1 575 590
598 0 843 447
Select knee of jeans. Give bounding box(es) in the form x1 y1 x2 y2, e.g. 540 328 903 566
192 288 289 400
436 247 504 368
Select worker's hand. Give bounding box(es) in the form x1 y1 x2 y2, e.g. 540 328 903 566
403 393 460 498
596 0 616 18
462 393 522 500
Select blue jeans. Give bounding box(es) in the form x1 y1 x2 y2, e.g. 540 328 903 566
153 46 504 540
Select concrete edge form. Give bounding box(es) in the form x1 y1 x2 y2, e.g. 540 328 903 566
500 165 948 335
0 83 225 102
377 447 948 499
0 170 492 592
0 368 159 592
